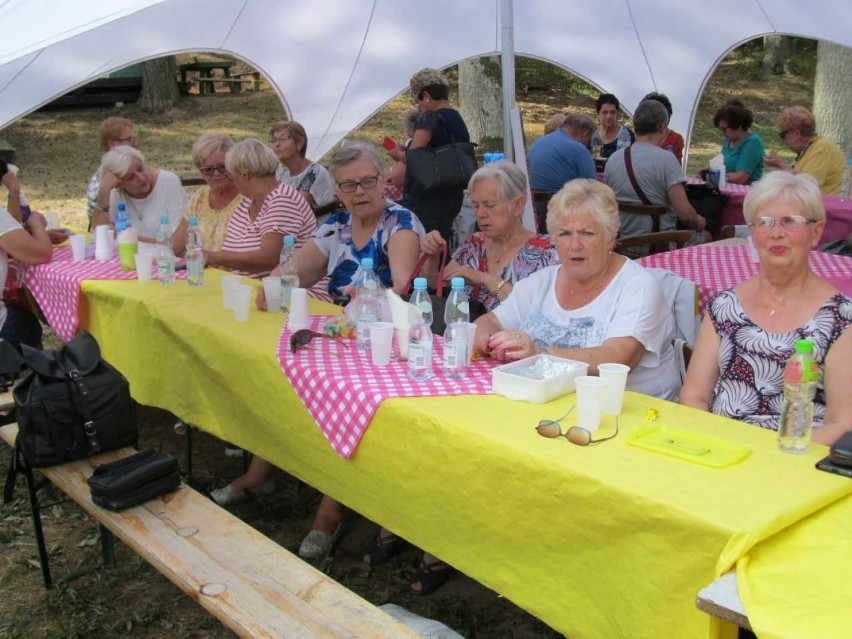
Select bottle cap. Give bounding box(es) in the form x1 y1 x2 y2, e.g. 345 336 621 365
188 215 199 225
794 339 814 354
360 257 374 269
413 277 427 290
159 214 169 224
283 235 295 246
118 203 126 212
451 277 465 290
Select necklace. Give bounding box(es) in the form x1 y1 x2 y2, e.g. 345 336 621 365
567 255 614 308
488 236 522 263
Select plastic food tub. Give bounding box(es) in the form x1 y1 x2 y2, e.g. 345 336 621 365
491 354 588 403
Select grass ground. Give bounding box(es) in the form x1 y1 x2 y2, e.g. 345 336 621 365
0 41 817 638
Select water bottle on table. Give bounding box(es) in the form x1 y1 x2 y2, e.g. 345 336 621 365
353 257 380 350
185 215 204 287
279 235 299 313
115 202 130 233
408 277 434 381
156 214 176 285
443 276 470 378
777 339 818 454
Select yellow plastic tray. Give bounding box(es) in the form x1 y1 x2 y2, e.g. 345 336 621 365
628 424 751 468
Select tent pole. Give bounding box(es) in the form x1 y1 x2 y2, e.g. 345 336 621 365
500 0 515 161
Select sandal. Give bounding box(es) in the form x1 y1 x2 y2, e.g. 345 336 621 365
363 532 407 566
410 558 453 596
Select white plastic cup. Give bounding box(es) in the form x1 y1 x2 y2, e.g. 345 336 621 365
598 363 630 415
134 253 154 284
45 211 61 229
94 225 112 260
232 284 252 322
261 276 281 312
287 288 310 331
394 327 409 360
575 376 609 432
463 322 478 364
220 275 241 310
369 322 394 366
70 234 86 261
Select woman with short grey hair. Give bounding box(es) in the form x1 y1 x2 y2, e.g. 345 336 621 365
91 146 187 241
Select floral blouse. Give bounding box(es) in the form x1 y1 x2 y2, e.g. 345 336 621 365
183 186 242 251
708 290 852 431
452 233 560 310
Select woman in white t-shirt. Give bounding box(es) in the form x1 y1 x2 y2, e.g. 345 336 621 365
269 120 335 212
476 178 680 400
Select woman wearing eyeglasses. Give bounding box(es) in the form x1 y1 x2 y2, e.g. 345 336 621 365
91 146 187 242
86 117 136 223
269 121 336 213
173 133 240 255
711 100 765 185
681 172 852 445
764 106 846 195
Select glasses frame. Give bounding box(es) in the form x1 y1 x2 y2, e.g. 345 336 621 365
534 405 620 447
336 175 380 193
199 162 228 176
778 129 790 141
269 135 293 144
289 329 349 354
748 215 817 231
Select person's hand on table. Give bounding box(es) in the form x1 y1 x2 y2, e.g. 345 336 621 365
47 228 71 245
488 329 539 362
764 151 789 170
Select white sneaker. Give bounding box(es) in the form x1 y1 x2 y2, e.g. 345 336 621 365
174 420 186 435
224 447 243 457
298 524 343 560
210 480 275 506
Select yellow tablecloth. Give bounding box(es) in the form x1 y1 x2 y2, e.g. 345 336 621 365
78 270 852 639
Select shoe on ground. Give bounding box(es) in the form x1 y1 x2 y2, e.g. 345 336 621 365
210 480 275 506
298 524 343 560
174 420 186 435
224 446 243 457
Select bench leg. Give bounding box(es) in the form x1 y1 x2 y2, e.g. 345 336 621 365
21 460 53 588
100 524 116 566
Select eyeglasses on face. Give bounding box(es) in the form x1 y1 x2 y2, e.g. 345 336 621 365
534 405 620 447
115 135 136 145
199 163 227 176
269 134 293 144
778 129 790 140
337 176 380 193
289 329 349 354
748 215 816 230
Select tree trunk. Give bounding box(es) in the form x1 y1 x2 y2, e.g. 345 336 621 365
458 57 503 147
813 41 852 154
138 56 180 115
761 35 790 75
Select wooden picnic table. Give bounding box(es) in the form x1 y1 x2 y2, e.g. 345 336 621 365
177 60 259 94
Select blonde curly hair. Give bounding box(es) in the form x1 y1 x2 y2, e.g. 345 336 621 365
409 68 449 100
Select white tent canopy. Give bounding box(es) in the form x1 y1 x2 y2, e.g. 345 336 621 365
0 0 849 158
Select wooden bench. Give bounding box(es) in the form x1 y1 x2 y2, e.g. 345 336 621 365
196 77 255 94
696 572 751 632
1 423 420 639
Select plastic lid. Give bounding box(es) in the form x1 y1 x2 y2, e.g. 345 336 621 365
360 257 374 269
450 277 465 290
283 235 295 246
159 214 169 224
117 203 126 212
794 339 814 354
413 277 427 290
188 215 199 225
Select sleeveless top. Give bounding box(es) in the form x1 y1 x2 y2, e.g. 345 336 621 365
708 290 852 431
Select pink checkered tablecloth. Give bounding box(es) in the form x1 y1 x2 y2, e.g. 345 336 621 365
24 246 185 341
641 245 852 313
278 316 497 458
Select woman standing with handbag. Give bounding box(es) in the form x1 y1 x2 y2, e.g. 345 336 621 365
402 68 471 249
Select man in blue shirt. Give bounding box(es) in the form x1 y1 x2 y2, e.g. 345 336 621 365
528 112 597 231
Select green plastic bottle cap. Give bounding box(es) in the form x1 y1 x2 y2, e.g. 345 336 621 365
794 339 814 354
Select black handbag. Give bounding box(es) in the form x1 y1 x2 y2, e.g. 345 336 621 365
685 182 728 233
12 331 137 468
88 448 181 510
406 112 478 192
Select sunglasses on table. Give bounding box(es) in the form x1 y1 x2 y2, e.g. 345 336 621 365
289 329 349 354
748 215 816 230
535 405 620 447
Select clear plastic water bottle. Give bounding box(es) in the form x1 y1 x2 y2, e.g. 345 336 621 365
443 277 471 378
156 214 176 285
408 277 434 381
840 159 851 202
777 339 819 454
19 193 31 224
353 257 381 350
185 215 204 287
279 235 299 314
115 202 130 233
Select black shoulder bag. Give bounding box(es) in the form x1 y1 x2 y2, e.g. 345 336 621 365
406 112 478 192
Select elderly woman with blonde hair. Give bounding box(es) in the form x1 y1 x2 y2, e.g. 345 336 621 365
764 106 846 195
475 178 680 399
91 146 187 242
173 133 240 255
681 171 852 444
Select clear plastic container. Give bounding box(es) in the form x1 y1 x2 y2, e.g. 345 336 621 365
491 354 588 403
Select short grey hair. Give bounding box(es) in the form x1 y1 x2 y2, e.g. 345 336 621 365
328 142 384 181
99 146 145 179
225 138 279 177
191 133 235 168
562 113 596 136
544 113 567 135
633 100 669 136
468 160 527 202
743 171 825 224
546 178 620 240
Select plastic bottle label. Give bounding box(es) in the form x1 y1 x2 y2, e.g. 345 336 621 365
418 301 433 315
457 301 470 316
443 342 463 369
409 342 429 368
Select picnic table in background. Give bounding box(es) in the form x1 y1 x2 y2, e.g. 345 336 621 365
176 60 260 94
